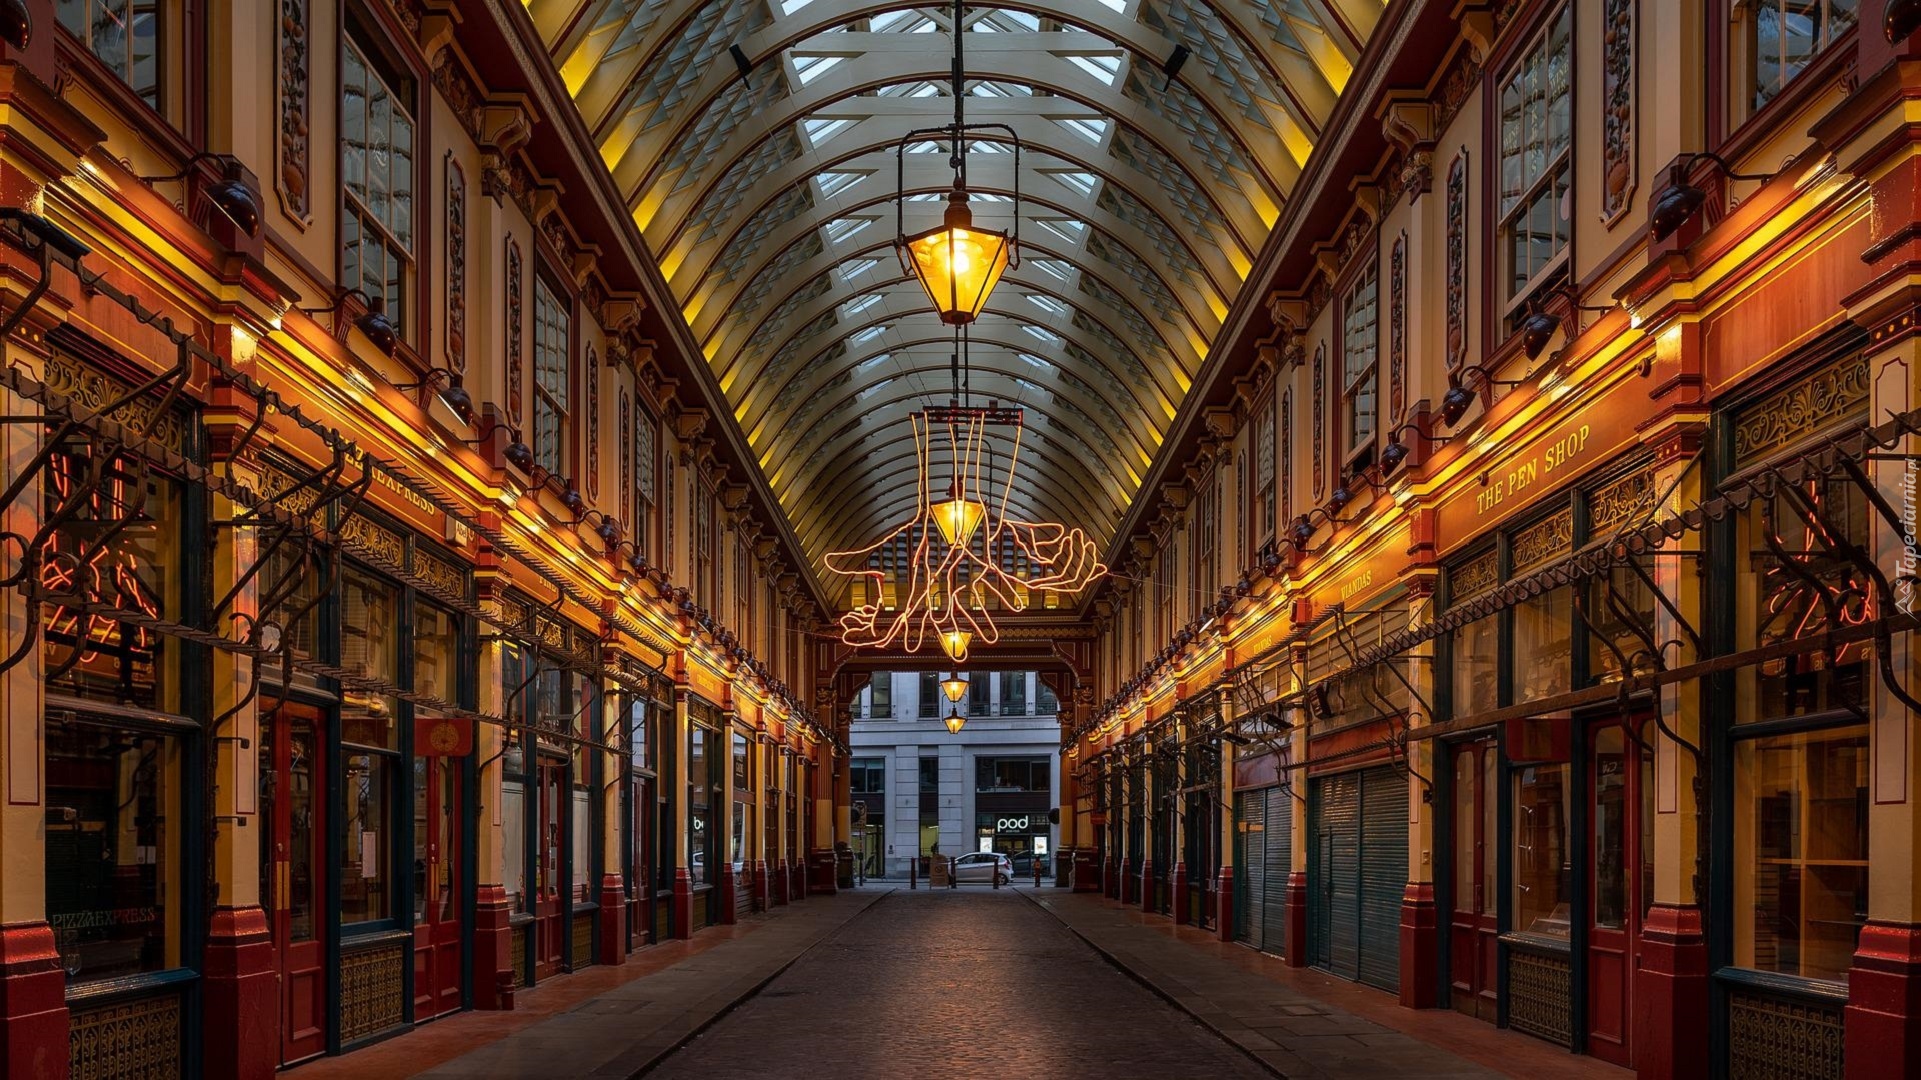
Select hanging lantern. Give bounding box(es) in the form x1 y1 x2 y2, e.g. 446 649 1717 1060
941 672 969 703
940 629 972 663
931 478 987 547
903 187 1012 325
945 709 967 735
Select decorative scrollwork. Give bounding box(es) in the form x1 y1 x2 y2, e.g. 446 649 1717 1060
1733 356 1871 465
1511 510 1574 572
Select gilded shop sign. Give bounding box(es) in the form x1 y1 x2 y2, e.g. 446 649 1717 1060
1436 376 1646 553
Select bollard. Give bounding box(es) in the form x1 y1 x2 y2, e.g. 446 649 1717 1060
1034 859 1043 889
910 858 917 890
950 856 958 889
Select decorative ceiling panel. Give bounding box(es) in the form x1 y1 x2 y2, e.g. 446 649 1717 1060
534 0 1382 595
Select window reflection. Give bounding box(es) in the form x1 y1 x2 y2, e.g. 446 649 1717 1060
47 724 178 983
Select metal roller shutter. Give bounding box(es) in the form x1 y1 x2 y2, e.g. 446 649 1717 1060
1359 766 1409 993
1236 792 1265 949
1309 773 1361 979
1262 786 1292 955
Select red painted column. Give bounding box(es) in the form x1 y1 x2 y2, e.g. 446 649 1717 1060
772 859 789 905
597 874 626 964
0 922 67 1079
752 859 769 912
671 868 694 939
1171 862 1190 924
1138 859 1153 912
1634 904 1707 1080
717 862 739 925
1104 857 1118 900
1398 882 1438 1008
471 884 516 1010
1285 871 1309 967
1845 922 1921 1080
1216 866 1235 942
201 907 275 1080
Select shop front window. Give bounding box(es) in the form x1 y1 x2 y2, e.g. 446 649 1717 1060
413 602 460 705
502 763 526 907
572 744 592 903
1450 615 1498 719
44 436 182 710
1586 561 1661 685
47 722 180 984
341 750 391 923
688 723 711 886
339 565 401 746
1510 586 1573 702
1736 478 1873 721
1733 725 1868 983
730 731 751 866
1513 762 1571 940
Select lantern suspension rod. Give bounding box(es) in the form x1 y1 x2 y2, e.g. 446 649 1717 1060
951 0 966 185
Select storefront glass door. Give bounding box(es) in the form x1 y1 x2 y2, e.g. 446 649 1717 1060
1586 720 1648 1068
1448 739 1498 1021
263 706 325 1064
535 757 565 979
412 754 462 1020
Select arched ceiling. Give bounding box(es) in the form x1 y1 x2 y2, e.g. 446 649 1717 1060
526 0 1384 594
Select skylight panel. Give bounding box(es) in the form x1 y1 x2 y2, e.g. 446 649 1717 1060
791 54 845 85
869 10 924 32
815 171 865 198
839 257 877 282
824 216 875 244
1055 116 1111 143
840 293 884 316
1048 171 1099 197
1023 324 1061 345
1066 53 1122 85
1035 218 1088 245
905 139 946 153
850 325 890 346
1016 352 1050 370
781 0 816 13
1026 293 1070 316
971 191 1012 202
804 117 854 146
985 10 1041 31
1032 258 1073 281
1091 0 1125 10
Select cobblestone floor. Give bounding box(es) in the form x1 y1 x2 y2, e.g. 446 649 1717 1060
648 888 1268 1079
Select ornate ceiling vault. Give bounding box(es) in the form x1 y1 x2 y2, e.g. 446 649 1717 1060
525 0 1383 595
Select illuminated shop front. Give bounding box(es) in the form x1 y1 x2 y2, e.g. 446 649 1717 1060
498 603 603 988
43 392 202 1075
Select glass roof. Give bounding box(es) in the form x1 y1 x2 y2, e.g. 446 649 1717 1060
528 0 1384 586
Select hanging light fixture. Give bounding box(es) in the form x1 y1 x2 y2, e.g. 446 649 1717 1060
941 672 970 703
940 629 972 664
895 0 1019 326
945 708 967 735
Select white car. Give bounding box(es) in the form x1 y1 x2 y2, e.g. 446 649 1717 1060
952 851 1012 885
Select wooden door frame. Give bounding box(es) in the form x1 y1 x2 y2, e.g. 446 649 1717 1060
1442 736 1501 1020
1583 714 1647 1068
266 702 329 1065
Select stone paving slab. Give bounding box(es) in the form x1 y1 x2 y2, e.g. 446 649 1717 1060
410 889 890 1080
1024 889 1628 1080
647 888 1269 1080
